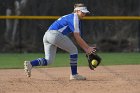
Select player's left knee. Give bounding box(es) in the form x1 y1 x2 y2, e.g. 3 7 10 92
69 46 78 54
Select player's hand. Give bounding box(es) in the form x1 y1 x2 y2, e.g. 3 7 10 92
86 47 96 54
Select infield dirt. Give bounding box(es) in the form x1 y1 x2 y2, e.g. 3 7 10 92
0 65 140 93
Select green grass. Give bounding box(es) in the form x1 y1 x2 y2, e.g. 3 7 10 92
0 52 140 69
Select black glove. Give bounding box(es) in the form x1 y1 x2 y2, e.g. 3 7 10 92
86 53 102 70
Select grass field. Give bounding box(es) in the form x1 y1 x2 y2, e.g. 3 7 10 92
0 52 140 69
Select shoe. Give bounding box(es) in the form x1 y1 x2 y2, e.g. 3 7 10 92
70 74 86 80
24 61 32 77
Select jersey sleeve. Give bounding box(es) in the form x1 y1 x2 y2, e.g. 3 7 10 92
68 13 80 33
73 13 80 33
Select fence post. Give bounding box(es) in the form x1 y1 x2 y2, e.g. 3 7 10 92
138 21 140 52
19 20 22 53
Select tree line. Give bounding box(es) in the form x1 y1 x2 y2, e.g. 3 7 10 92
0 0 140 52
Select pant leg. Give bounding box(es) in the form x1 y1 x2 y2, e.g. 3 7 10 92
56 35 78 54
43 42 57 64
30 39 56 66
44 30 78 54
44 30 78 75
53 33 78 75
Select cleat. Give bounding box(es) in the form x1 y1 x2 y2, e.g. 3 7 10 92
70 74 86 80
24 61 32 77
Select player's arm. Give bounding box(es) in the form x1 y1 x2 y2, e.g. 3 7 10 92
72 14 95 54
73 32 95 54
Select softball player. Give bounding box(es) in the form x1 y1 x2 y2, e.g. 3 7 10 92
24 3 96 80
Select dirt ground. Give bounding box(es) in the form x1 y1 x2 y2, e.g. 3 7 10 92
0 65 140 93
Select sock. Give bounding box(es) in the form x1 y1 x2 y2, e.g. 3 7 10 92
30 58 48 66
70 54 78 75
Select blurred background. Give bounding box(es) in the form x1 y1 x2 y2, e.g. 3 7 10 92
0 0 140 53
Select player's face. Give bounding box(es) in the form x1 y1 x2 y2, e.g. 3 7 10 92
77 10 86 18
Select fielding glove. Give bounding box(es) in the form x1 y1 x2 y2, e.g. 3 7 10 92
86 53 102 70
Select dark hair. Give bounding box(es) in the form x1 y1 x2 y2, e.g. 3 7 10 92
74 3 85 8
73 3 86 13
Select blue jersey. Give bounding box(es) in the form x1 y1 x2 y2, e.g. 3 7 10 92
48 13 81 35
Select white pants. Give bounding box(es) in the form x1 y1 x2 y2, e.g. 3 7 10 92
43 30 78 64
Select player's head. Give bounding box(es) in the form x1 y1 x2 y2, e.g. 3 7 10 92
73 3 90 18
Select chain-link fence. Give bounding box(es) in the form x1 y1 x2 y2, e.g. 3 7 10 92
0 17 140 53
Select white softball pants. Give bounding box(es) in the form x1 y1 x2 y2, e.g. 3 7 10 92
43 30 78 64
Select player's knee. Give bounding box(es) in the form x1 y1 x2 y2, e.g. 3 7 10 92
69 46 78 54
44 58 53 65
